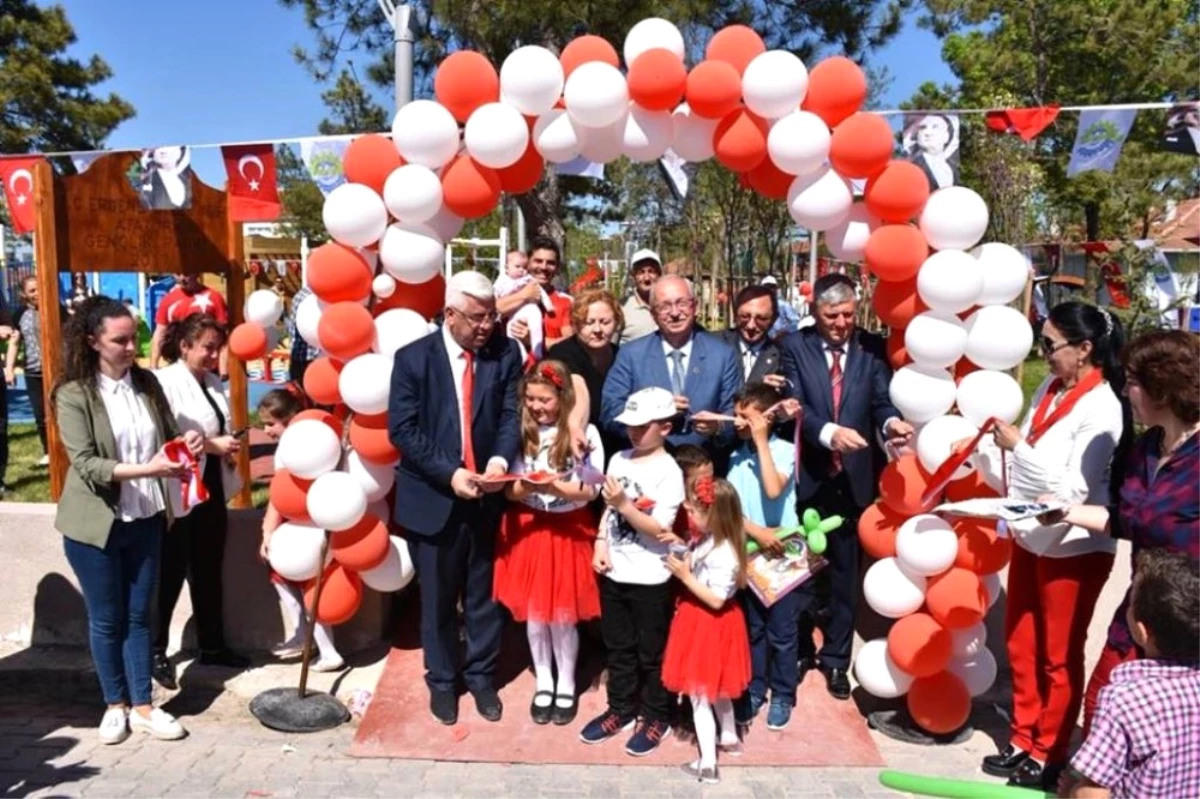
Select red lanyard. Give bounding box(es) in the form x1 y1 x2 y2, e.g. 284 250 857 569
1027 369 1104 446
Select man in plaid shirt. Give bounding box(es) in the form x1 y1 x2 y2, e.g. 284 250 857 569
1061 550 1200 798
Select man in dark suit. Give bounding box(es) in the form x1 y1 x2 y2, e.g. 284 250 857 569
720 284 787 390
388 270 522 725
779 274 914 699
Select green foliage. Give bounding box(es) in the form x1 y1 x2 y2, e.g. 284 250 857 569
275 144 328 244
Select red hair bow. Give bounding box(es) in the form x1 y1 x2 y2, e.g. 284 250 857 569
539 363 564 389
693 476 716 507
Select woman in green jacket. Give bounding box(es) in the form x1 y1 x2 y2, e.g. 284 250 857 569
54 296 203 745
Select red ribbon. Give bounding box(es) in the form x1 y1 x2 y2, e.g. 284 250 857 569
921 417 1000 507
162 439 209 512
1027 369 1104 446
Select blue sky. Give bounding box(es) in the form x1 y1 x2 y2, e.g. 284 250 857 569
60 0 955 186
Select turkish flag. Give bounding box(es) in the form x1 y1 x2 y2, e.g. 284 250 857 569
221 143 281 221
0 156 42 234
985 106 1060 141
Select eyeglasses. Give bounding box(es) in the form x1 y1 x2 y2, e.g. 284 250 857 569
653 299 695 314
449 307 500 328
1040 336 1075 356
737 313 773 325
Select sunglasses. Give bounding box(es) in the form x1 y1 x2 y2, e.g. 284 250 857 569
1040 336 1075 356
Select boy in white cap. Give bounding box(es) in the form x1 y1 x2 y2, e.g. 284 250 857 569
580 386 685 756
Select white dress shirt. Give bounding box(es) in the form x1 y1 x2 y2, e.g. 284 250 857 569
738 339 764 381
660 336 694 389
688 535 741 603
97 371 165 521
442 325 507 473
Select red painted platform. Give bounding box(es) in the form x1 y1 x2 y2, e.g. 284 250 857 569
350 623 883 766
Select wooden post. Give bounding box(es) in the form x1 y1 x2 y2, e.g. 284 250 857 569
225 210 251 509
33 160 67 499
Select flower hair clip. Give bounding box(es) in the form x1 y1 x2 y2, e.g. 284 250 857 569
693 476 717 507
539 364 564 389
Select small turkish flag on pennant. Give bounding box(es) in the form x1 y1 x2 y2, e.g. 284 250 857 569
984 106 1061 141
221 143 281 221
0 156 43 234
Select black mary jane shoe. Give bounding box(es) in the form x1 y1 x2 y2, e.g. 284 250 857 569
982 744 1030 777
530 691 554 725
152 652 177 691
550 694 578 726
1006 757 1045 789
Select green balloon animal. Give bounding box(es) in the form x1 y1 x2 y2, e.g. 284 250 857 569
745 508 844 557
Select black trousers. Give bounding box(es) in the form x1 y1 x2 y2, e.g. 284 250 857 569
795 474 862 670
411 504 503 694
599 576 676 721
154 466 229 654
25 373 47 454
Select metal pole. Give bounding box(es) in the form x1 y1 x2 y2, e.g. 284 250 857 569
378 0 414 110
808 231 818 286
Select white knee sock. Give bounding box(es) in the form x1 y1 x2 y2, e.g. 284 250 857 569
527 621 554 705
274 582 305 633
549 623 579 706
312 623 341 662
715 697 738 745
691 694 717 768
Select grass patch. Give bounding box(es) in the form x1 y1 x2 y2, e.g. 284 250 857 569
2 423 51 503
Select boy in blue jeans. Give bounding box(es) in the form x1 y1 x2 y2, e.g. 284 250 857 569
727 384 802 730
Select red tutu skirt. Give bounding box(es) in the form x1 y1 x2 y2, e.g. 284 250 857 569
494 505 600 624
661 594 751 701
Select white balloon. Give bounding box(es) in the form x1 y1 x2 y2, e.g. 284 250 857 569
787 166 853 231
917 414 980 479
825 202 874 262
577 114 628 163
374 308 432 358
624 18 685 64
972 242 1030 307
896 514 959 577
918 250 984 314
533 109 584 164
306 471 367 532
950 622 988 659
919 186 989 251
500 45 564 116
964 305 1034 370
361 536 415 592
854 638 914 699
982 571 1002 609
742 50 809 119
379 222 445 284
889 363 957 424
863 557 927 619
564 62 629 128
322 183 388 248
768 110 831 176
347 450 396 501
425 204 465 241
372 273 397 299
671 103 717 162
383 164 443 224
948 648 997 697
464 102 530 169
277 419 341 480
267 522 327 582
623 106 674 162
296 292 324 349
957 370 1024 427
245 290 284 327
392 100 460 169
905 312 967 370
339 353 393 415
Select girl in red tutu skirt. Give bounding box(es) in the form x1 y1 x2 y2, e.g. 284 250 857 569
662 476 751 785
495 360 605 726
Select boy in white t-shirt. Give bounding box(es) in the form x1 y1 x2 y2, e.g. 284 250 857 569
580 387 686 757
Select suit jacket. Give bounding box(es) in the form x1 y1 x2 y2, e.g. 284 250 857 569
388 328 522 536
600 329 742 451
778 327 900 509
719 328 782 386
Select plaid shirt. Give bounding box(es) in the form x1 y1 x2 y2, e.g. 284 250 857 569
1107 429 1200 652
1072 658 1200 798
287 286 321 362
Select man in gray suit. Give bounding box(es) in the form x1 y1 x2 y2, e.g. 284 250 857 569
720 285 787 391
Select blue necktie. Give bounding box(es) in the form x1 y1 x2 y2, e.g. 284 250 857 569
669 349 685 396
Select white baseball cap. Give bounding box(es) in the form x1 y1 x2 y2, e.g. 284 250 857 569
630 249 663 270
760 275 779 286
614 387 677 426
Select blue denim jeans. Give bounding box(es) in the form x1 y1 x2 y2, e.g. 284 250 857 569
743 587 804 703
63 515 164 706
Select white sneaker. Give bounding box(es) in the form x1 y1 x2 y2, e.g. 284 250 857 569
311 656 345 673
129 707 186 740
271 634 306 659
35 454 50 467
98 707 129 745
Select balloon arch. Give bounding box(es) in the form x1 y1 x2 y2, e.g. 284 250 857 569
231 18 1035 736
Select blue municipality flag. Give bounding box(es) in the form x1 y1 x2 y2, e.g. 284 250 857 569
299 136 352 195
1067 108 1138 176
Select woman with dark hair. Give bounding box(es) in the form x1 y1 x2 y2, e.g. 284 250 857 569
1051 329 1199 731
151 313 248 689
53 296 203 743
975 301 1128 790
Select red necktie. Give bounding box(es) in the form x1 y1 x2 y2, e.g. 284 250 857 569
461 350 477 472
830 347 844 475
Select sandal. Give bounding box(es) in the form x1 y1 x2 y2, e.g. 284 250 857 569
550 693 578 726
530 690 554 725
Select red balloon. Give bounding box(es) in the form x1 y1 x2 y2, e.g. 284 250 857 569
714 108 769 173
747 157 793 200
373 274 446 321
229 323 268 361
706 25 766 75
307 243 373 304
434 50 499 123
303 357 344 406
305 564 363 626
888 613 952 678
441 156 501 219
865 225 929 282
349 412 399 465
560 35 620 78
954 357 983 382
802 56 868 127
945 470 1001 502
953 517 1012 575
879 453 938 516
865 160 931 223
269 469 312 522
292 408 343 439
317 302 374 361
886 329 912 369
907 671 971 735
685 60 742 120
829 112 895 179
344 134 404 196
872 276 928 329
925 567 988 629
858 501 904 560
330 514 390 572
496 140 545 194
628 48 687 111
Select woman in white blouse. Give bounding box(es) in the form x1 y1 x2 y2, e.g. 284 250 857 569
974 302 1129 791
54 297 204 744
151 313 248 690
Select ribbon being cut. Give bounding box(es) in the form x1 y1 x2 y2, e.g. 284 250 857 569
162 438 209 512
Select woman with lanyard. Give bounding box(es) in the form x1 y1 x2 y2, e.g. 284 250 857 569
974 301 1129 791
54 297 203 743
151 313 249 690
1047 329 1199 732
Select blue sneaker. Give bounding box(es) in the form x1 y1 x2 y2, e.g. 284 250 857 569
579 709 636 745
735 693 765 725
766 697 793 731
625 718 672 756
